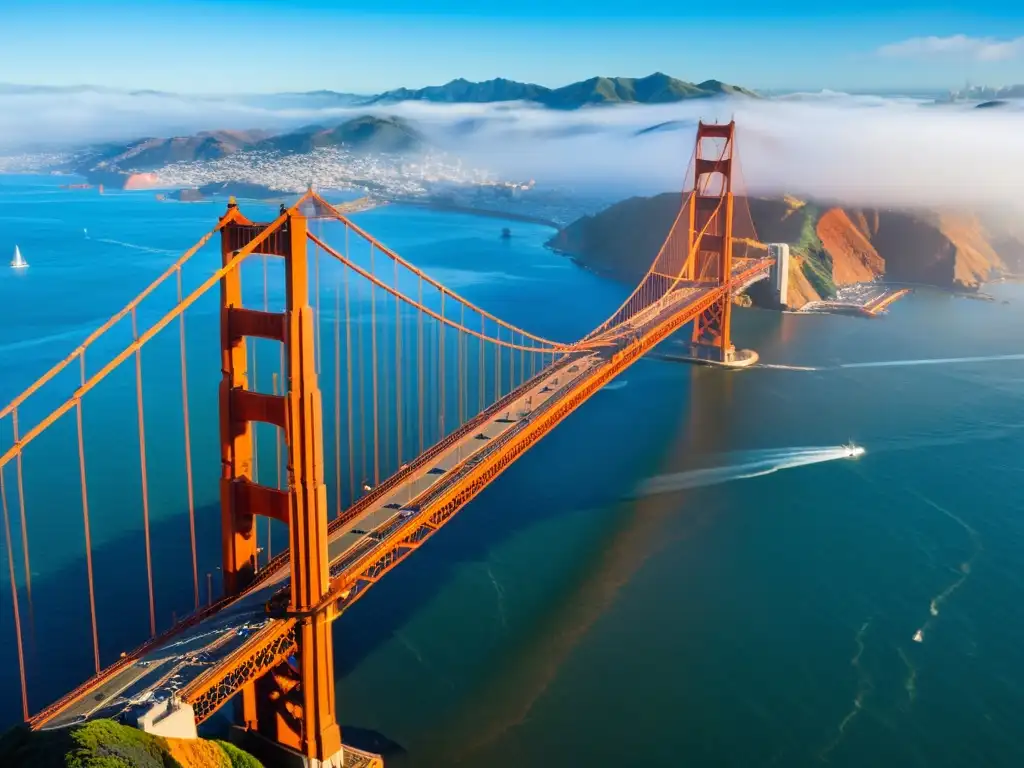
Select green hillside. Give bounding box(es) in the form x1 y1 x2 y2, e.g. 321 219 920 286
0 719 262 768
371 72 757 109
257 115 424 154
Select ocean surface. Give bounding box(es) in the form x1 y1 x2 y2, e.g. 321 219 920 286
2 174 1024 767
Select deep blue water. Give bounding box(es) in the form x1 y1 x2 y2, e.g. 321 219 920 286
2 174 1024 767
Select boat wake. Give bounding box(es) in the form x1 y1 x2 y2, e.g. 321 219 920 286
756 353 1024 372
633 445 863 498
839 353 1024 369
96 238 177 256
756 363 819 371
907 489 982 645
602 380 628 391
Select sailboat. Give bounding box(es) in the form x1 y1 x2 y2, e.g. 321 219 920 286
10 245 27 269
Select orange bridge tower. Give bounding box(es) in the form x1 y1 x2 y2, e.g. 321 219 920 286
218 197 344 767
686 120 749 365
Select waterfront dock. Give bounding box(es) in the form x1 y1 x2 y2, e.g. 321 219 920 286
799 284 911 317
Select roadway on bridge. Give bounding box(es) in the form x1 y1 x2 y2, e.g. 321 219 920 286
38 353 604 729
34 264 768 730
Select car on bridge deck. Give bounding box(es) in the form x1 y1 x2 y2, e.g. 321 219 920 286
398 505 420 519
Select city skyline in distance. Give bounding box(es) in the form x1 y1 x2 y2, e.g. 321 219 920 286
0 0 1021 94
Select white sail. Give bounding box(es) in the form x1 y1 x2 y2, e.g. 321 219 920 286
10 245 28 269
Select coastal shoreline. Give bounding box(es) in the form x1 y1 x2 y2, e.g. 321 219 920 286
396 199 561 229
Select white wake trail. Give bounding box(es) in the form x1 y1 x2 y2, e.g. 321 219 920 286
839 354 1024 369
634 445 862 498
96 237 177 256
754 353 1024 373
756 363 819 371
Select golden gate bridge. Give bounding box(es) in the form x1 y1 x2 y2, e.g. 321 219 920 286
1 122 771 766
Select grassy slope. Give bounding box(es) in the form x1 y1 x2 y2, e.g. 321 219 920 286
0 720 263 768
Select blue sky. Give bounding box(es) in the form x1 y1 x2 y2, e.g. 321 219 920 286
0 0 1021 93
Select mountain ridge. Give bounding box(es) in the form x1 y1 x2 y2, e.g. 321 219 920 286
369 72 758 108
1 72 757 109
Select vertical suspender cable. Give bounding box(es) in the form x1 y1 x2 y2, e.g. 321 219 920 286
74 359 100 675
478 314 485 414
344 265 355 506
509 331 514 391
370 245 380 486
131 308 156 637
520 332 525 387
394 259 403 466
1 455 28 720
334 284 341 519
381 288 389 479
315 237 322 375
177 269 199 611
271 373 280 559
458 303 465 426
417 276 424 454
439 292 446 438
495 326 501 401
357 273 367 493
11 410 32 628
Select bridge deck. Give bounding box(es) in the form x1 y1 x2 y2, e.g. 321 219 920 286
32 258 771 731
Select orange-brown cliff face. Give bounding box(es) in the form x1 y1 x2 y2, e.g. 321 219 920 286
812 206 1011 299
784 253 825 308
549 192 1024 309
815 208 884 284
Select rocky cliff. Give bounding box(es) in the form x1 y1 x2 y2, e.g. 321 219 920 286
548 193 1023 307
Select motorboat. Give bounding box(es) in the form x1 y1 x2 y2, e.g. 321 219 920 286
842 441 865 459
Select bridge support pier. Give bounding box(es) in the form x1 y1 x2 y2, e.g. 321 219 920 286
683 342 759 368
230 726 347 768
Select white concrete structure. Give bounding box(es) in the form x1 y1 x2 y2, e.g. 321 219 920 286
136 696 198 740
768 243 790 307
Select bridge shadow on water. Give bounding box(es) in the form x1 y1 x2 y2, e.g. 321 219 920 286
330 362 689 676
394 364 744 766
333 361 747 765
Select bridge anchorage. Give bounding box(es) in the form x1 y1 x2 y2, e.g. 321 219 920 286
2 120 771 767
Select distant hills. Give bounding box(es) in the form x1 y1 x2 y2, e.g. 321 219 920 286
61 71 756 183
368 73 757 108
91 130 273 171
80 116 425 177
258 116 423 154
2 72 756 111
